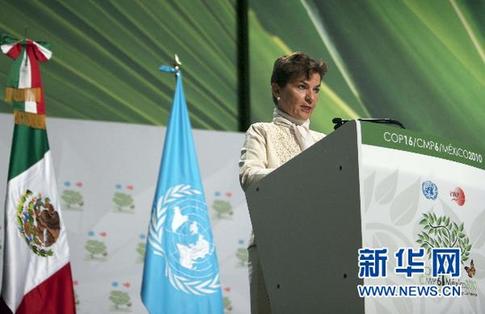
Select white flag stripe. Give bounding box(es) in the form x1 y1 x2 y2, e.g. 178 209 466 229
3 151 70 311
0 42 17 54
18 50 31 89
25 101 38 113
32 41 52 60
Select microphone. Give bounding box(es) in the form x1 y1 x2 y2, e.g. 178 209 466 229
332 118 405 130
332 117 350 130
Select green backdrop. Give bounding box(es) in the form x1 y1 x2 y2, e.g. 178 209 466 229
1 0 484 151
0 0 237 130
250 0 484 151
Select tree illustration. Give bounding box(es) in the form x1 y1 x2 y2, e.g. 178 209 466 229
212 200 233 219
137 242 145 262
223 296 233 313
110 290 131 310
113 192 134 211
85 239 107 259
236 248 248 267
74 290 80 306
61 190 83 209
417 212 471 263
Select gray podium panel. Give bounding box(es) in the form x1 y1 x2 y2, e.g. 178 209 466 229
246 121 364 314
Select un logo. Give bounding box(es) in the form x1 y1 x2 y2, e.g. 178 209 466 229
422 181 438 200
148 184 220 295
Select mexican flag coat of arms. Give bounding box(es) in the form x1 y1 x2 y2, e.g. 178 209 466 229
1 35 75 314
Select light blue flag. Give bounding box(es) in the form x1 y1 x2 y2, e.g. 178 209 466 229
141 67 223 314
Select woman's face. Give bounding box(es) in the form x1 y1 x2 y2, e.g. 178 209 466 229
273 72 321 120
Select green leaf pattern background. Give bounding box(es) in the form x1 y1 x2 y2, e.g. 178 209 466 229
0 2 484 312
0 1 483 152
0 0 237 130
250 0 484 149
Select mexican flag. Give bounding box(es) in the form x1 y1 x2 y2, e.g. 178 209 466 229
1 36 75 313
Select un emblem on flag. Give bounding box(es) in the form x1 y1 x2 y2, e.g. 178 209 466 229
422 181 438 200
148 184 220 295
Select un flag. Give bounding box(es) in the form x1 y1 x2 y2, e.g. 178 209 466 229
141 68 223 314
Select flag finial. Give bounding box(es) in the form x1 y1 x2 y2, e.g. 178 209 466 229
159 54 182 74
173 54 182 71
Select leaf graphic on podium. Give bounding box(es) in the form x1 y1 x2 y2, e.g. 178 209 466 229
466 281 485 313
371 231 398 270
389 178 420 226
364 171 376 212
367 223 414 248
375 170 398 205
428 292 455 308
439 199 460 227
391 294 414 313
470 209 485 249
373 299 392 314
384 278 414 313
372 231 399 251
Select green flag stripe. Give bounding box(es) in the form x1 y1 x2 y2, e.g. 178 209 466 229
8 124 50 180
6 48 24 88
361 122 485 170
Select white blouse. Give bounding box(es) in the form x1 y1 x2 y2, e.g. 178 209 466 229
239 121 325 191
239 116 325 247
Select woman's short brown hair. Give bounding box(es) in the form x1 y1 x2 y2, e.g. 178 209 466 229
270 52 328 105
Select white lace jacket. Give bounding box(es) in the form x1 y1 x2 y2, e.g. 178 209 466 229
239 122 325 247
239 122 325 191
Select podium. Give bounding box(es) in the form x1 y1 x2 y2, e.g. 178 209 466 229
245 121 364 313
245 121 485 314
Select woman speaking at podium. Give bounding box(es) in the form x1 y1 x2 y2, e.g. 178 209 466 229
239 52 328 313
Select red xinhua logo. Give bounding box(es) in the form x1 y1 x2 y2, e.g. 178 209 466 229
450 187 465 206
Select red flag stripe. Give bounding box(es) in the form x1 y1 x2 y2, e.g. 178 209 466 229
3 43 22 59
16 263 76 314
